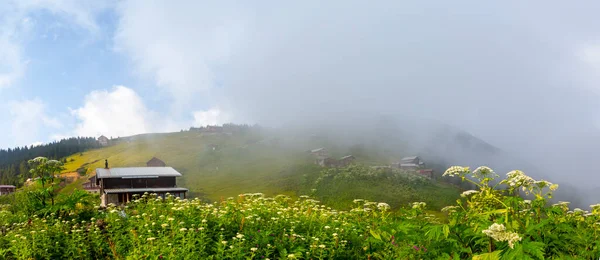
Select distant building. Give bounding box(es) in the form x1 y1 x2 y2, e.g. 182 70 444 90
338 155 356 167
191 125 230 135
316 157 339 167
309 148 328 158
315 155 356 168
146 157 166 167
396 156 425 170
95 164 188 206
98 135 109 146
0 185 15 196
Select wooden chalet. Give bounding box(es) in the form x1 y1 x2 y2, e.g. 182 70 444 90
146 157 166 167
309 148 328 158
96 163 188 206
395 156 425 170
98 135 109 146
338 155 356 167
316 157 338 167
0 185 15 196
82 176 100 193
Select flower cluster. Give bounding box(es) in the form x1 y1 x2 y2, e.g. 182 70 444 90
503 170 534 189
411 202 427 210
482 223 522 249
471 166 497 179
443 166 470 177
460 190 479 198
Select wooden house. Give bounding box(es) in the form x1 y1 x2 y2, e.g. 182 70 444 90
98 135 109 146
309 148 328 158
146 157 166 167
95 164 188 206
82 176 100 193
0 185 15 196
316 157 339 167
396 156 425 170
338 155 356 167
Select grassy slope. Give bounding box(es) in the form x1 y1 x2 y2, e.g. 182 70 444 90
62 130 460 209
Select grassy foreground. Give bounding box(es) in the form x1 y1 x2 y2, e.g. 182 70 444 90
1 166 599 259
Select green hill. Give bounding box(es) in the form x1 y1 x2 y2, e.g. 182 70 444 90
62 128 461 210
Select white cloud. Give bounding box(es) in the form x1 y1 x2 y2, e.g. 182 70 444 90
192 108 231 127
62 85 224 140
114 0 246 111
71 85 151 138
8 98 61 146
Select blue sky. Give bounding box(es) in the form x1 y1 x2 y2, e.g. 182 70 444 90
0 1 231 149
3 1 600 190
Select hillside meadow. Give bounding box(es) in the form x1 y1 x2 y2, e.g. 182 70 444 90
60 131 460 210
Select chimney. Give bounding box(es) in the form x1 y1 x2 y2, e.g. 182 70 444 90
105 159 109 169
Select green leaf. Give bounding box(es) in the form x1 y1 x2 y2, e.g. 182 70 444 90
370 229 382 241
443 224 450 238
381 231 391 241
472 250 503 260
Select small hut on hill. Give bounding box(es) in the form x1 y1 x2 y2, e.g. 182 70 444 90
146 157 166 167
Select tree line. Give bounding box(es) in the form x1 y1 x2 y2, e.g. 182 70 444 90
0 137 100 186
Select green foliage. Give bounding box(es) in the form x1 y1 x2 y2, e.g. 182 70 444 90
27 157 64 207
311 165 459 210
1 164 600 259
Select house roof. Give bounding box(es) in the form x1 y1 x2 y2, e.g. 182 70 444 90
310 148 325 153
340 155 355 160
103 187 188 194
95 167 182 179
0 185 15 188
147 157 165 165
401 156 419 161
98 135 108 140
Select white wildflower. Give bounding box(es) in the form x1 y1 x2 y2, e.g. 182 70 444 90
443 166 469 177
482 223 522 249
460 190 479 198
377 202 390 211
472 166 497 178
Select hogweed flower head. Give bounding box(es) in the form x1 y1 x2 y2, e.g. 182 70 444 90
441 206 459 213
377 202 390 211
412 202 426 210
460 190 479 198
482 223 522 249
503 170 534 190
472 166 498 179
443 166 470 177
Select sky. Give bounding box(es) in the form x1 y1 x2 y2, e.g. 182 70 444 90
1 1 600 188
